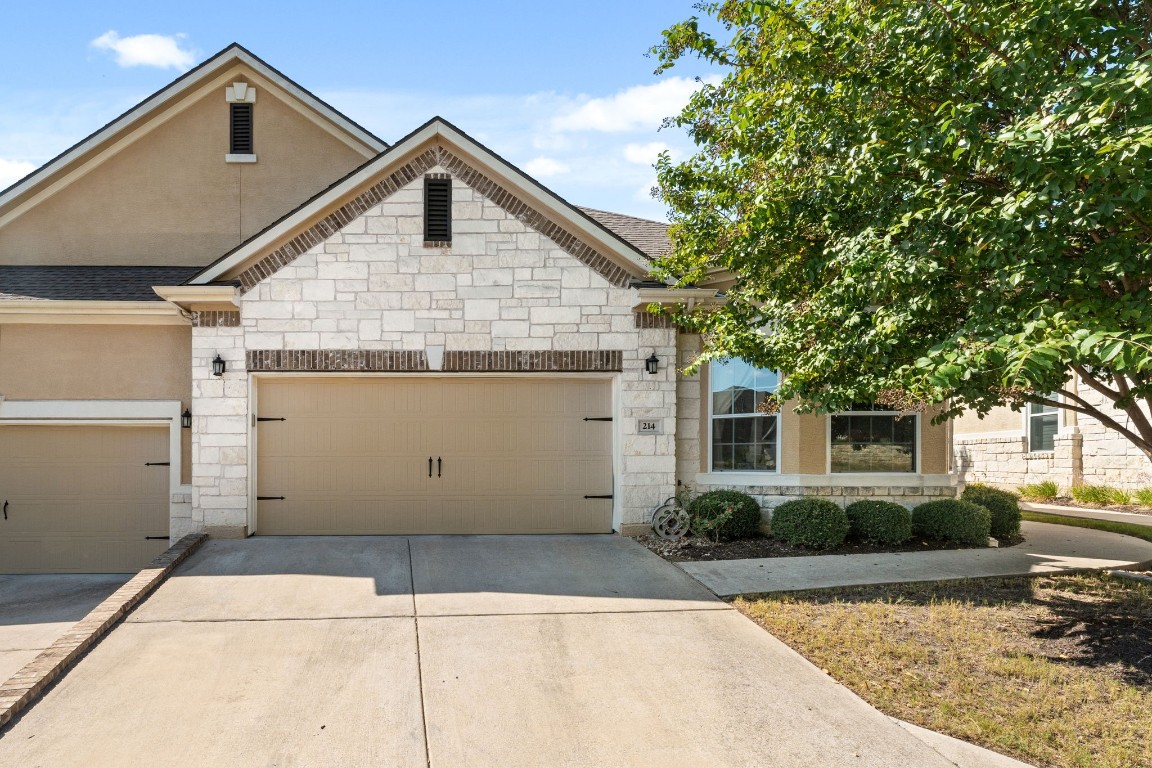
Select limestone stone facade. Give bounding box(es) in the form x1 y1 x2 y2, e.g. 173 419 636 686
190 167 677 535
955 383 1152 492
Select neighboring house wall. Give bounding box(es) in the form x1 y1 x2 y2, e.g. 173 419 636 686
674 332 955 517
0 323 193 484
191 166 678 536
954 383 1152 491
0 69 369 267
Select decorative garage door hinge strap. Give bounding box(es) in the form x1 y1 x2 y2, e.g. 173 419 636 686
584 494 614 499
145 536 170 540
257 496 286 501
583 417 613 422
144 461 170 466
255 416 286 423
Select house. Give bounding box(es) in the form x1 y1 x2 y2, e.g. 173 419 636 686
0 45 955 574
954 379 1152 492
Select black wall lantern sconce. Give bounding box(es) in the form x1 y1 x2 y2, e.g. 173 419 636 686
181 409 192 429
645 352 659 375
211 354 226 377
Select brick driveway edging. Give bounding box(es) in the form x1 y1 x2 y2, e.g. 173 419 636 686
0 533 208 729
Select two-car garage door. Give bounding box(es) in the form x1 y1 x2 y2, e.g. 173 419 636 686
0 425 170 574
255 377 614 535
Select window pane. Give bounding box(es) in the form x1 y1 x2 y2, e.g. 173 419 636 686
830 414 916 473
711 359 736 415
712 415 778 471
1029 395 1058 415
1030 413 1058 451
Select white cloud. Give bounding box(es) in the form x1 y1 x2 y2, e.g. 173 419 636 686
522 156 570 178
0 158 36 189
552 76 718 133
91 31 196 71
624 141 673 166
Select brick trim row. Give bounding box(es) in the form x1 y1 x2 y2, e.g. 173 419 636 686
443 350 623 372
234 144 638 292
246 349 429 372
191 310 241 327
634 311 674 329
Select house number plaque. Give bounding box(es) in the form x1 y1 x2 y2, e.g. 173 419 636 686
637 419 663 434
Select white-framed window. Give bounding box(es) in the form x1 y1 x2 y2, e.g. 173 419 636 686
709 359 779 472
1028 397 1059 452
829 405 917 473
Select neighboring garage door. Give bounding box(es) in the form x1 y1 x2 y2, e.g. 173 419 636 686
256 377 613 534
0 425 170 574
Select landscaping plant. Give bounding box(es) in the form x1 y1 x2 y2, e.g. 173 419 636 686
652 1 1152 466
1135 488 1152 507
1072 484 1133 505
961 484 1022 538
769 499 850 549
843 500 912 545
911 499 991 546
687 489 762 542
1017 481 1060 501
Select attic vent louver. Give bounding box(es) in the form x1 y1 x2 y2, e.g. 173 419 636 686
230 103 254 154
424 176 452 244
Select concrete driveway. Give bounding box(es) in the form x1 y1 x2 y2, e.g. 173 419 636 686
0 574 131 683
0 536 970 767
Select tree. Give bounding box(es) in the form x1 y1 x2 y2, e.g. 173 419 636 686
651 1 1152 460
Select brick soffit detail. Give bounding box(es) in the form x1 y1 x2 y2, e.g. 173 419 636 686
245 349 623 373
235 146 637 293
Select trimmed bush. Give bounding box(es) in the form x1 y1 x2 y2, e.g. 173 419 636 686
1135 488 1152 507
1072 484 1131 505
770 499 850 549
912 499 991 546
961 484 1022 538
844 500 912 545
1018 480 1059 501
687 489 762 541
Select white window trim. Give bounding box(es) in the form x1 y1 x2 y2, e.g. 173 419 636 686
827 408 920 474
706 361 781 475
1025 396 1060 453
225 153 257 164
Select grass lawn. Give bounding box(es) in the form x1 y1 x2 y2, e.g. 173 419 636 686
736 574 1152 768
1022 510 1152 544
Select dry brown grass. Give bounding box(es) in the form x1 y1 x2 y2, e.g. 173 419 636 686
736 574 1152 768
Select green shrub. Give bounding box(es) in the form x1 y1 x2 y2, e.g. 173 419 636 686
1134 488 1152 507
911 499 991 546
687 489 763 541
844 500 912 545
770 499 850 549
1071 484 1131 505
961 484 1022 538
1017 480 1059 501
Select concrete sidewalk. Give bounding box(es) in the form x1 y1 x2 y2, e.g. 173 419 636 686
1021 501 1152 527
679 521 1152 596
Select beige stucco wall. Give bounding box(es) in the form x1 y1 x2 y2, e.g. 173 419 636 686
0 324 192 482
0 69 368 267
953 404 1024 434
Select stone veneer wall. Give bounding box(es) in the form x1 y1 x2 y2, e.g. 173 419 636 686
190 164 677 533
955 384 1152 492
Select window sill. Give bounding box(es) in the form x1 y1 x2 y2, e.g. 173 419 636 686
225 154 257 164
1026 451 1055 457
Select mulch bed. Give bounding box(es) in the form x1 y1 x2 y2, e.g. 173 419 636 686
637 532 1023 562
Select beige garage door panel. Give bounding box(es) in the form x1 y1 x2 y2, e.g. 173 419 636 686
0 425 170 574
257 377 613 535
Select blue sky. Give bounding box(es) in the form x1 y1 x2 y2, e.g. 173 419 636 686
0 1 722 221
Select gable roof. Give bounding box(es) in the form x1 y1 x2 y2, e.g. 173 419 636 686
0 43 387 219
0 266 203 301
578 208 670 261
189 117 654 289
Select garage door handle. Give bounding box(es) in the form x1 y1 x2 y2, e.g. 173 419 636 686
437 457 442 478
2 500 7 520
428 457 433 478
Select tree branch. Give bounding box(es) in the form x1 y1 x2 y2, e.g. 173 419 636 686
1041 393 1152 456
927 1 1016 67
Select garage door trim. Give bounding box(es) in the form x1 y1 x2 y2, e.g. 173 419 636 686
248 372 620 534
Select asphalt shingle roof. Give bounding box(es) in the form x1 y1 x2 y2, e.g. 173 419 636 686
578 207 671 261
0 266 202 301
